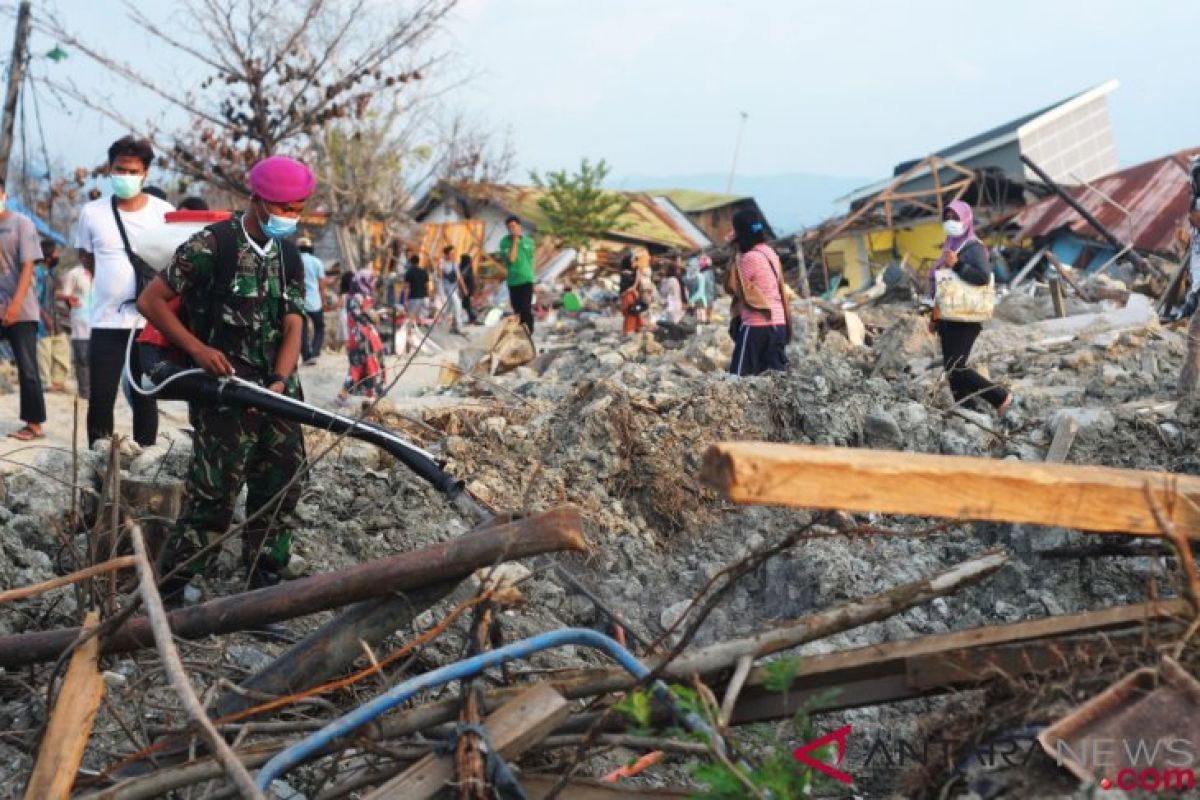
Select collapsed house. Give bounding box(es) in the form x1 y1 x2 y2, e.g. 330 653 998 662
812 80 1122 294
409 181 714 286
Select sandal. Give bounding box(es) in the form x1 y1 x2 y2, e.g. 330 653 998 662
7 426 44 441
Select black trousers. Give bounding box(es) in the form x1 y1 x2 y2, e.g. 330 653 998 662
1 321 45 425
463 287 478 323
303 310 325 361
508 282 534 333
88 328 158 447
937 320 1008 409
729 323 789 376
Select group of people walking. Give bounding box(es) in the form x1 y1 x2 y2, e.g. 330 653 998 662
0 128 1049 607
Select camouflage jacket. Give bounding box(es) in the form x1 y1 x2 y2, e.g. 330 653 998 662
163 213 305 388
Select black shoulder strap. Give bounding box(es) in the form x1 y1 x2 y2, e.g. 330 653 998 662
110 196 136 259
192 218 241 347
209 218 240 292
279 240 303 285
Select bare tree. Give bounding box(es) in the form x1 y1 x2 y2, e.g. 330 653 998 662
37 0 457 195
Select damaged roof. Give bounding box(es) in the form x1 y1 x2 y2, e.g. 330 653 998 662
415 181 708 251
645 188 748 213
1014 148 1199 255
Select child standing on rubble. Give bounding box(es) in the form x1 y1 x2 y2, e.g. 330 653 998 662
726 209 791 375
931 201 1013 415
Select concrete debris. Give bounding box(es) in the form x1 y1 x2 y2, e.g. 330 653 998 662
0 288 1194 799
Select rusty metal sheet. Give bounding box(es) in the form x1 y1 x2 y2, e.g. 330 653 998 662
1015 148 1200 255
1038 657 1200 785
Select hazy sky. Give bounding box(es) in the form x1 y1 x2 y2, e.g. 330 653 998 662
16 0 1200 187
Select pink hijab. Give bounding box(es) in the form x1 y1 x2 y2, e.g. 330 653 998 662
934 200 978 270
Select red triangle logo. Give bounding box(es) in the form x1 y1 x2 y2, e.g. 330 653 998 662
793 724 854 785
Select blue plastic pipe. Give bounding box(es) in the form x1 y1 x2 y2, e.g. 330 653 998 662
255 627 718 791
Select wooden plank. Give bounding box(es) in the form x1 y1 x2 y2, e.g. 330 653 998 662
1045 416 1079 463
701 443 1200 539
1009 249 1045 289
521 777 695 799
365 683 570 800
24 610 105 800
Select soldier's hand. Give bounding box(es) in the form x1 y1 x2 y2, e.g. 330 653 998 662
267 380 285 394
190 344 234 377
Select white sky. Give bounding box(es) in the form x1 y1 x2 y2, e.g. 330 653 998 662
17 0 1200 184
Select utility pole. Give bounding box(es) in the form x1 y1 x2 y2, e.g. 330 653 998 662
0 0 32 186
725 111 748 195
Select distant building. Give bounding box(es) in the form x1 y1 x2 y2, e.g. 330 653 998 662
645 189 776 244
841 80 1120 210
816 81 1121 293
410 181 712 281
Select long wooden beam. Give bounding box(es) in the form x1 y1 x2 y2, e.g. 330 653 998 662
0 506 586 668
701 443 1200 539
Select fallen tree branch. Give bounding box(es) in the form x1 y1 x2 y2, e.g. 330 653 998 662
0 556 137 605
128 522 264 800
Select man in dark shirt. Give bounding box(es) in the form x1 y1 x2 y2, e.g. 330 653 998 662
404 255 430 322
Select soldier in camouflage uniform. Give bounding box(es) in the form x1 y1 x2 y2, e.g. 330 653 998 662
138 156 316 599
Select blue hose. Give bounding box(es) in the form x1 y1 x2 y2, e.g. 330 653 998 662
255 627 718 791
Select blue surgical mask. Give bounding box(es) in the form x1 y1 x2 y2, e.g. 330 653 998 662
110 174 144 200
261 210 299 239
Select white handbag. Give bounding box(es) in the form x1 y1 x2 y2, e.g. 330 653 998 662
934 243 995 322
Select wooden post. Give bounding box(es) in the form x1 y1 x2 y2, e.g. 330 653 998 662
1045 417 1079 464
24 611 105 800
363 684 570 800
701 443 1200 538
1049 276 1066 317
0 1 31 184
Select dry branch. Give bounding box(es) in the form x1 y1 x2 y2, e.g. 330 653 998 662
0 556 137 604
128 523 264 800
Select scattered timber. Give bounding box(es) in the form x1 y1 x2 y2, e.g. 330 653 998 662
363 684 569 799
701 443 1200 538
23 611 105 800
0 506 586 668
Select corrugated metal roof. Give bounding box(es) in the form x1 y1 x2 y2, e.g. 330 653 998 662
1014 148 1199 254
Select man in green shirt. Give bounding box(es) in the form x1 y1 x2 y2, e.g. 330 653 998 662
495 215 536 333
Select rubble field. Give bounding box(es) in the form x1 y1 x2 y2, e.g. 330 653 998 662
0 290 1195 799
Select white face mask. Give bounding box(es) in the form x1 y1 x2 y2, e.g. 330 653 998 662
943 219 965 237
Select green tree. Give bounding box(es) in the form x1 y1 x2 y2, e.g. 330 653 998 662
530 158 630 251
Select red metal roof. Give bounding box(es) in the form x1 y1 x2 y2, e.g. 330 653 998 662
1014 148 1200 255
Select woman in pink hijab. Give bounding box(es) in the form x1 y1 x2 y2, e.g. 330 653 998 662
932 201 1012 415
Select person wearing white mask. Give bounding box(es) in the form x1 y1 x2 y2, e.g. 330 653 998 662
74 135 174 447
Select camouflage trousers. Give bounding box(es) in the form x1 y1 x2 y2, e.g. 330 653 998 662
162 402 306 580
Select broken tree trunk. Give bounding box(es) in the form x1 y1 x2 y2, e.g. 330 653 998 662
24 611 105 800
363 684 569 800
0 506 586 668
701 443 1200 539
214 582 459 720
